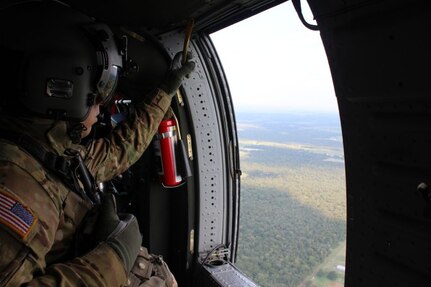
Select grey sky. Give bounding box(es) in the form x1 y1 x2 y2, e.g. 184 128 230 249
210 2 337 113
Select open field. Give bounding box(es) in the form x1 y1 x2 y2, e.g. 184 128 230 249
240 146 346 221
240 139 344 157
298 241 346 287
237 157 346 286
234 113 346 287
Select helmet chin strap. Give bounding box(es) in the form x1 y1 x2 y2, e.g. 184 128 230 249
68 122 86 144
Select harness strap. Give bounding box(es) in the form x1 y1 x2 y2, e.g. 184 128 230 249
0 130 70 176
0 130 99 204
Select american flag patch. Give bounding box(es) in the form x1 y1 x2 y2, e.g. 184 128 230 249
0 191 37 239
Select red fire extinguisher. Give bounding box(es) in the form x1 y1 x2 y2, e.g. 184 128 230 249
154 117 191 188
153 20 194 188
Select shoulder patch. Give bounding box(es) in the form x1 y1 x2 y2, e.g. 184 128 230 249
0 190 38 239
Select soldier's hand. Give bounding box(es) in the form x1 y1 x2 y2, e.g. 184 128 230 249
159 51 195 97
94 193 119 240
95 193 142 272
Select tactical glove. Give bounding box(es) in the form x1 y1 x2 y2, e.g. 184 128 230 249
159 51 196 97
95 193 142 272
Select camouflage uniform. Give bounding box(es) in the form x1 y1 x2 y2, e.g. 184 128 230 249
0 89 171 287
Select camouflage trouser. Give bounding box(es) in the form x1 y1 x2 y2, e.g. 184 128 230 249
127 247 178 287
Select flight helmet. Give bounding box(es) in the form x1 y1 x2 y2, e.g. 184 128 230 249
0 1 122 122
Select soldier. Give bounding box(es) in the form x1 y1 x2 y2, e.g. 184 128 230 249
0 1 194 286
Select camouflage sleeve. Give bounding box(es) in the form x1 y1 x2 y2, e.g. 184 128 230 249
2 229 127 286
0 146 128 287
22 243 128 287
85 89 172 182
0 151 59 286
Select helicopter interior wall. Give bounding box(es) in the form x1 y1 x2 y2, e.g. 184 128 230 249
307 0 431 285
113 28 169 97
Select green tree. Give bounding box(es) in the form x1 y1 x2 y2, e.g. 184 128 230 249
327 271 338 281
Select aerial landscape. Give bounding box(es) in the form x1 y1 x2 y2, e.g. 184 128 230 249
234 112 346 287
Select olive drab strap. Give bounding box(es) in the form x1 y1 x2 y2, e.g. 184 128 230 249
0 130 100 204
64 148 100 204
128 247 178 287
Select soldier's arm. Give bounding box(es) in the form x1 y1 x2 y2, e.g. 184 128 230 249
84 88 172 182
1 231 127 287
84 50 195 181
0 155 59 286
0 157 128 287
21 244 128 287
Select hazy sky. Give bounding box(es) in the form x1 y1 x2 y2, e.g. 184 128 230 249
210 2 337 113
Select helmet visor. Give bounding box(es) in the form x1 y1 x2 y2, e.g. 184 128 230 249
96 65 119 104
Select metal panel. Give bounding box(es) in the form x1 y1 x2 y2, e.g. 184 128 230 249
202 263 259 287
160 30 227 253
